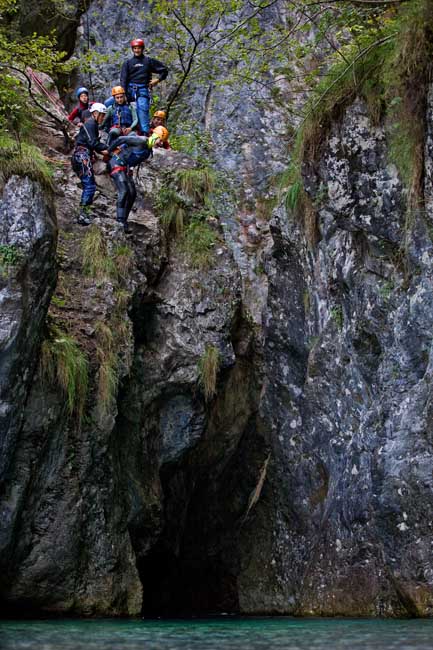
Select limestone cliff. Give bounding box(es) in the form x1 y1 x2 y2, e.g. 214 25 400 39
1 0 433 619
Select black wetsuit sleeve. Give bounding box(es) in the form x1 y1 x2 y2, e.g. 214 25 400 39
108 134 148 153
149 57 168 81
120 60 130 92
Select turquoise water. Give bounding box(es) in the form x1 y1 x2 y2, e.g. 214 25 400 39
1 617 433 649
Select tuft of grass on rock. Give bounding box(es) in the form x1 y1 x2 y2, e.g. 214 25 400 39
198 344 221 401
181 221 216 269
0 134 54 190
40 323 89 422
175 167 215 203
81 225 115 279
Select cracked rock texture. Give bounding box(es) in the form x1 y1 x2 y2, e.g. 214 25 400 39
2 2 433 619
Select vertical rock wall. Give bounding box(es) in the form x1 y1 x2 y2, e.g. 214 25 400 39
237 94 433 616
2 1 433 619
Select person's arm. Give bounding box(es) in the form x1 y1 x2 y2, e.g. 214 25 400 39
67 106 79 122
148 58 168 88
120 60 129 93
100 107 113 132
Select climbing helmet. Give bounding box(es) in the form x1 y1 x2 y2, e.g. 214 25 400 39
76 87 89 98
130 38 145 48
89 102 108 114
152 126 169 141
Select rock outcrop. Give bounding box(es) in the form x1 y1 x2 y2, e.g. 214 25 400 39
0 125 247 615
239 93 433 616
0 176 57 483
2 0 433 620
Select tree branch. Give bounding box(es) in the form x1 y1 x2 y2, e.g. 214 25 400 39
0 63 66 127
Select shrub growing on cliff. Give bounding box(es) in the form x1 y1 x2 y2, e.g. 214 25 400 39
175 167 215 204
113 244 134 281
198 344 220 401
155 166 220 257
41 323 89 422
155 186 187 235
96 353 118 422
94 321 120 423
0 134 54 190
181 220 216 270
286 0 433 243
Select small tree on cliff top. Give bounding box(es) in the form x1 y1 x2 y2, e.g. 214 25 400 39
145 0 400 119
0 0 70 135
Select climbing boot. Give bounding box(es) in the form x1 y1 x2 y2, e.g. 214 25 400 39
77 205 92 226
116 207 127 223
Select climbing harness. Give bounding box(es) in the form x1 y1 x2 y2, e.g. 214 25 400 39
71 145 93 178
110 165 127 176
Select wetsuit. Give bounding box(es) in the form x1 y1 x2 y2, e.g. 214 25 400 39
107 134 154 227
71 118 106 207
68 100 94 124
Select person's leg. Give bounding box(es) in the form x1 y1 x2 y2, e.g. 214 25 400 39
111 171 129 222
72 150 96 224
107 127 121 147
80 172 96 206
125 175 137 218
78 171 96 224
135 90 150 135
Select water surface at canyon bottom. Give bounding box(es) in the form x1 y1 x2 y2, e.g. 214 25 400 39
1 617 433 649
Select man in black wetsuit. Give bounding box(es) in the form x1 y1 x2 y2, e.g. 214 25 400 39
107 126 169 232
120 38 168 136
71 103 109 225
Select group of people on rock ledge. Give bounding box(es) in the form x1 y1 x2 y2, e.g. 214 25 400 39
68 38 169 232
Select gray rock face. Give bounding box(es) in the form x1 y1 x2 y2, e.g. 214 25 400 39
3 2 433 620
11 0 87 59
0 176 57 483
0 119 247 615
239 93 433 616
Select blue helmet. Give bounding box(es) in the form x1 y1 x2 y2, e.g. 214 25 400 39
76 87 89 98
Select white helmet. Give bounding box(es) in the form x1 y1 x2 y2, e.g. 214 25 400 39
90 102 107 114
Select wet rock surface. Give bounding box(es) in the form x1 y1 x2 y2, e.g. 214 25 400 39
2 3 433 619
247 95 433 616
0 113 248 615
0 177 57 482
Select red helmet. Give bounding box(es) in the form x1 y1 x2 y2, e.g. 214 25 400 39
130 38 145 48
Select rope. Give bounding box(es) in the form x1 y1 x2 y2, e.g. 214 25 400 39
0 63 67 128
41 154 71 166
26 67 68 114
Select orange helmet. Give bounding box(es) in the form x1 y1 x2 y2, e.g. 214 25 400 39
153 126 169 142
111 85 125 96
153 110 166 119
130 38 145 48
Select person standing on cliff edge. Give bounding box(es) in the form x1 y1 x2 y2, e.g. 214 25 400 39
71 103 109 225
120 38 168 137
